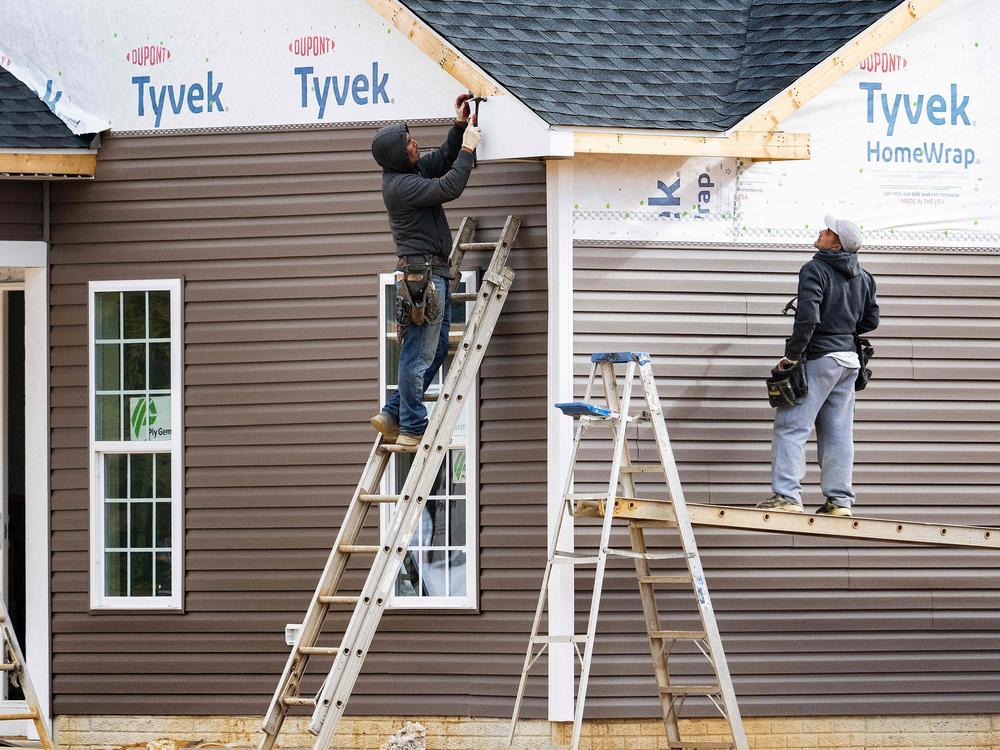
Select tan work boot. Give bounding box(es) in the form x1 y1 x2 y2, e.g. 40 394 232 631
370 413 399 443
395 433 423 447
815 499 852 517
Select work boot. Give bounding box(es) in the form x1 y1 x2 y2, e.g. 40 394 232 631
755 494 804 513
395 433 424 447
815 499 852 517
370 413 399 443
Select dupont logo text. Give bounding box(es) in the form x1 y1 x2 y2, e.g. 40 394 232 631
126 45 172 67
289 35 336 57
859 51 907 74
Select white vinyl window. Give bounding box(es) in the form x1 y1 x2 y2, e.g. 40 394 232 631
88 280 183 610
378 271 478 609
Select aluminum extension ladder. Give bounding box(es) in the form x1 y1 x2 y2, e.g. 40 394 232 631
258 215 520 750
509 352 748 750
0 598 53 750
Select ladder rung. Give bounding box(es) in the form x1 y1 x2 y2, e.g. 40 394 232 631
358 494 398 504
318 595 359 605
281 696 317 707
530 635 588 644
457 241 497 251
298 645 342 656
660 684 721 695
339 544 379 554
639 574 691 584
0 713 38 721
567 493 609 502
0 663 16 671
666 742 735 749
452 292 479 303
379 444 419 454
551 550 601 565
621 464 664 474
652 630 706 640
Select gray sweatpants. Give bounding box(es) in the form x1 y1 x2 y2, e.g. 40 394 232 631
771 356 859 508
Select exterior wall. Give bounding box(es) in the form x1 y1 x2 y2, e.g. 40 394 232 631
572 241 1000 718
47 124 548 717
0 181 42 240
54 713 1000 750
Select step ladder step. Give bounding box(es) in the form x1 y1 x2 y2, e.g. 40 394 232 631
358 494 399 504
318 595 359 605
605 548 693 561
339 544 379 554
280 696 317 707
660 685 722 698
552 550 602 565
639 574 692 584
652 630 706 640
621 464 665 474
530 635 588 644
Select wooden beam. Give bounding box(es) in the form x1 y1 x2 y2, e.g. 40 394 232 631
575 498 1000 549
572 129 811 160
362 0 503 97
737 0 945 133
0 152 96 177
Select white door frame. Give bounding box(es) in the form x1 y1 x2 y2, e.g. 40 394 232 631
0 242 49 736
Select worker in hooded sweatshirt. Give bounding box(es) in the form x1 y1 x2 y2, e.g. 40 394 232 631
757 214 880 517
368 94 482 447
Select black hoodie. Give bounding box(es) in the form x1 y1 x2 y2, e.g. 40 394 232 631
785 249 880 361
370 121 474 270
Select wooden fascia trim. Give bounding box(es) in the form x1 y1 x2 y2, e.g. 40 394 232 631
363 0 504 96
737 0 945 134
572 129 811 160
0 151 97 177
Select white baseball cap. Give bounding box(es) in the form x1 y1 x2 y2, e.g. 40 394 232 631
824 213 863 252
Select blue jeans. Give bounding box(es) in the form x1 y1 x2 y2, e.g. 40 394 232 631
382 274 451 436
772 356 859 508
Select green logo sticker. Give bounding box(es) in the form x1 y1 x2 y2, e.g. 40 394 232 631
130 396 171 440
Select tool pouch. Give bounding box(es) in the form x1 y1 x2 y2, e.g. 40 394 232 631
395 258 441 328
766 361 808 408
854 334 875 391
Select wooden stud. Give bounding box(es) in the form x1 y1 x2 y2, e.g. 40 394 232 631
572 129 811 160
0 152 96 177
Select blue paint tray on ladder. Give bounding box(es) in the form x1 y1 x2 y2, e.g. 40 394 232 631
555 402 612 418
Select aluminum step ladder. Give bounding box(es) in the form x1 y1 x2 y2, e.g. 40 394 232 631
258 216 520 750
509 352 748 750
0 599 53 750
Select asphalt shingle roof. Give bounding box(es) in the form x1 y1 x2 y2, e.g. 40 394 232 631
402 0 904 130
0 66 94 149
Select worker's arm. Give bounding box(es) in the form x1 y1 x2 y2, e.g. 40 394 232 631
856 271 880 334
784 263 825 361
393 150 475 208
417 95 472 177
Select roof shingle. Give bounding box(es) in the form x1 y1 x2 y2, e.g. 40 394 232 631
402 0 904 130
0 66 94 149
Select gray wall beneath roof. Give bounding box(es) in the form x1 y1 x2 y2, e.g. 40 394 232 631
573 241 1000 718
0 181 42 240
47 125 548 717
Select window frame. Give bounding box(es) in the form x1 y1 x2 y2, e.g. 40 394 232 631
377 270 479 611
87 278 184 611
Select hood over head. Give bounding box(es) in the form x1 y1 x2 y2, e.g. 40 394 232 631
814 248 861 278
371 122 413 172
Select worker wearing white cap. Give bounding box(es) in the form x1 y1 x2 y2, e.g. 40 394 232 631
757 213 880 517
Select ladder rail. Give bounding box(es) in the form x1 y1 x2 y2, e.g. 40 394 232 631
259 440 390 743
312 265 515 748
0 600 53 750
637 360 748 750
569 359 637 750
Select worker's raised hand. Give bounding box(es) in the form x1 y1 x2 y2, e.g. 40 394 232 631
455 92 473 123
461 126 481 152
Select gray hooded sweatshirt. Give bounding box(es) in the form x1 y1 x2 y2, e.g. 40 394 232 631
370 122 474 272
785 249 880 361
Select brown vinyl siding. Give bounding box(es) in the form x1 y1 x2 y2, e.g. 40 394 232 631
48 125 547 717
573 242 1000 718
0 181 42 240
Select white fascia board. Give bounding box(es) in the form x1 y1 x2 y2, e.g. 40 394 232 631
476 94 574 162
0 242 46 268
